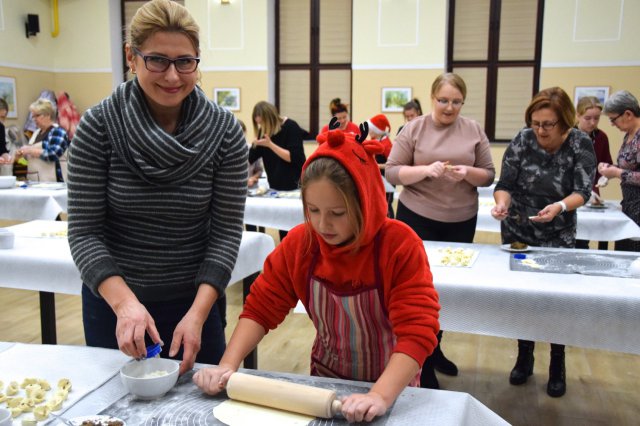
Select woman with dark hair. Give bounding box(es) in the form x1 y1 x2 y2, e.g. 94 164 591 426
492 87 596 397
0 98 11 165
319 98 360 135
599 90 640 252
397 98 423 135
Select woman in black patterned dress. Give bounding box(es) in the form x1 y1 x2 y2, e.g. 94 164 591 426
491 87 596 398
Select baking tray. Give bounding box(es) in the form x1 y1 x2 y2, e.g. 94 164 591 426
509 250 638 278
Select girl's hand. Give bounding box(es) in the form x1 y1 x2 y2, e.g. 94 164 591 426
170 312 204 375
443 164 467 182
340 391 388 423
491 203 509 221
113 299 162 359
193 366 236 395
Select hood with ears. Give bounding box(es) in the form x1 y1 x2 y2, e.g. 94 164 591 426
305 125 388 252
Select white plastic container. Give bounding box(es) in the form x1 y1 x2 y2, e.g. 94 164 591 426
0 175 16 189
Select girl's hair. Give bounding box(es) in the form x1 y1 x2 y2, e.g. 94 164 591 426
127 0 200 54
252 101 282 138
403 98 423 115
431 72 467 101
30 98 57 119
0 98 8 112
301 157 363 251
329 98 349 115
603 90 640 117
525 87 575 133
576 96 602 116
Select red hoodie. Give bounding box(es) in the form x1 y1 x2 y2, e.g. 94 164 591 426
240 128 440 369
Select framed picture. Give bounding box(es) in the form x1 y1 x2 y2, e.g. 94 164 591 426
213 87 240 111
574 86 610 106
381 87 412 112
0 76 17 118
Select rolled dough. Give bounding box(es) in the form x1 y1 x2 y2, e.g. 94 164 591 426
213 400 314 426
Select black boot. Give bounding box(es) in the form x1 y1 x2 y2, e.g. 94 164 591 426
420 355 439 389
547 344 566 397
432 331 458 376
510 340 534 385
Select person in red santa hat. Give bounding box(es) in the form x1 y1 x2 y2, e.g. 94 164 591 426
367 113 396 218
194 119 440 423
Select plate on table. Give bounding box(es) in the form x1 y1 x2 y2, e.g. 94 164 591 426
70 415 126 426
585 203 606 210
500 243 531 253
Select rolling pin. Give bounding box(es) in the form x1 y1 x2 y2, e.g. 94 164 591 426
226 372 342 418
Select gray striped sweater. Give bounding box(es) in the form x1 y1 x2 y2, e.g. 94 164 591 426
68 80 248 302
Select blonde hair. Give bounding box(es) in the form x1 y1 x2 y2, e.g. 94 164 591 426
127 0 200 54
576 96 603 116
301 157 363 252
30 98 57 120
252 101 282 138
431 72 467 100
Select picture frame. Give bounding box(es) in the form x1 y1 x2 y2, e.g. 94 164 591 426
381 87 412 112
213 87 240 111
0 76 17 118
574 86 610 106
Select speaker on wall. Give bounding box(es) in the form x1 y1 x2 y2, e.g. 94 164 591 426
25 14 40 38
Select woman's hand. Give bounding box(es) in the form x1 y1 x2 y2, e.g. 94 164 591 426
247 176 258 187
531 203 562 223
193 365 236 395
169 312 204 375
254 135 273 149
425 161 447 179
491 203 509 221
598 162 621 179
340 391 388 423
443 164 467 182
0 153 11 164
16 146 40 159
113 298 162 359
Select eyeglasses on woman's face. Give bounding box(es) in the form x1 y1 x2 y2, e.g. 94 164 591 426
435 98 464 108
608 113 624 124
132 47 200 74
530 121 558 131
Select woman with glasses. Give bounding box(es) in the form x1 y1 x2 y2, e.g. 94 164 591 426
16 98 70 182
598 90 640 252
67 0 248 375
491 87 596 397
386 72 495 389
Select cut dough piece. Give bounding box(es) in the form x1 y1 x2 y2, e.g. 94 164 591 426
213 400 315 426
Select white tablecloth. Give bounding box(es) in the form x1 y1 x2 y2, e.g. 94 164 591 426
0 185 68 221
425 241 640 354
0 221 275 295
476 198 640 241
0 342 508 426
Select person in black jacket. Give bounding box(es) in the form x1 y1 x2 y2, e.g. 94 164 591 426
249 101 306 240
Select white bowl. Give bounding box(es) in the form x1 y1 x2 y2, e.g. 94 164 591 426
120 358 179 400
0 175 16 189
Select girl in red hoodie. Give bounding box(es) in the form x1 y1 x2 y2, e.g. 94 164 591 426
194 124 440 423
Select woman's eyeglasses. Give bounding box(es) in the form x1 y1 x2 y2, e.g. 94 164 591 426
530 121 558 131
435 98 464 108
132 47 200 74
608 113 623 124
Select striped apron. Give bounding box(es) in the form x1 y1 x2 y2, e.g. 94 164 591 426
306 234 420 386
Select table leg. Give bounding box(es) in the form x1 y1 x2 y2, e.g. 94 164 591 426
242 272 259 369
39 291 57 344
598 241 608 250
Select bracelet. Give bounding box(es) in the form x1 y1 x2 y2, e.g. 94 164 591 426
555 201 567 213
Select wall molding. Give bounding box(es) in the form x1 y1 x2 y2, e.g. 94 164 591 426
201 65 268 72
542 61 640 68
0 62 111 73
353 63 444 70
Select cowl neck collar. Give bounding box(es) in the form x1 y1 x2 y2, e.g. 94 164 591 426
103 78 225 185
